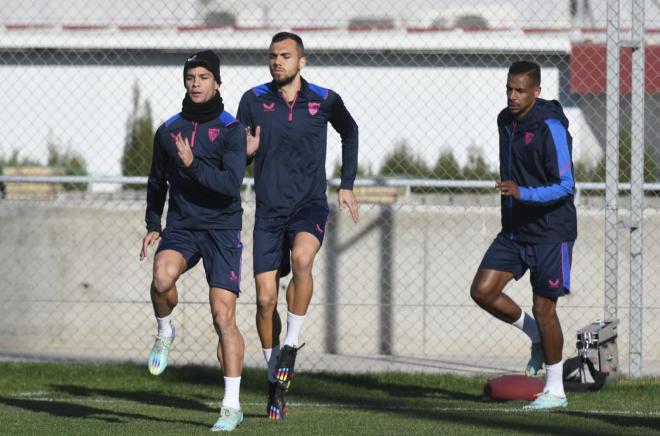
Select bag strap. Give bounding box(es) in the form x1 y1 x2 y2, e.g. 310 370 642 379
582 355 607 391
563 354 607 392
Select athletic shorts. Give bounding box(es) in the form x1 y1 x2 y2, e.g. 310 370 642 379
156 227 243 293
253 200 330 276
478 233 574 298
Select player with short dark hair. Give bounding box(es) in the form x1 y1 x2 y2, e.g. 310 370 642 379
470 60 577 410
237 32 359 420
141 50 247 431
270 31 305 56
508 60 541 87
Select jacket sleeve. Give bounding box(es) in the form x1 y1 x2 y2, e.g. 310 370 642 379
518 119 575 205
183 123 246 199
328 93 359 190
236 93 255 167
145 132 168 233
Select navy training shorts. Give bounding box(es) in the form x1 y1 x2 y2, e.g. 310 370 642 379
253 200 330 276
156 227 243 293
478 233 574 298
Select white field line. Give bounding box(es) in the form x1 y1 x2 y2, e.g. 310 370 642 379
11 392 660 417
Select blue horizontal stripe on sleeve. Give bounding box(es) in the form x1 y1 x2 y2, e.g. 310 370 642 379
164 113 181 127
219 111 238 126
308 82 329 100
518 119 574 203
251 83 271 96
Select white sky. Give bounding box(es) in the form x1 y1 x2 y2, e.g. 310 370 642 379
2 0 659 28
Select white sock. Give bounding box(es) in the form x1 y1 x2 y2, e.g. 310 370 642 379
283 312 306 347
512 311 541 343
544 361 565 397
263 345 280 383
156 315 173 338
222 376 241 410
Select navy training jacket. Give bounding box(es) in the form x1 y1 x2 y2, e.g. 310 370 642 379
497 98 577 243
237 78 359 218
145 111 246 232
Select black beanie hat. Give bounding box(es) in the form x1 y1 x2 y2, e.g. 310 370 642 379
184 50 221 84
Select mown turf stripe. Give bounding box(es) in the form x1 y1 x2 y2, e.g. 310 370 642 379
11 394 660 417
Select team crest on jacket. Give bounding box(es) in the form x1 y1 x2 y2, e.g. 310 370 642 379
524 132 534 145
208 128 219 142
262 102 275 112
308 102 320 116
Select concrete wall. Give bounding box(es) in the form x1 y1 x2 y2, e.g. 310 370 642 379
1 194 658 374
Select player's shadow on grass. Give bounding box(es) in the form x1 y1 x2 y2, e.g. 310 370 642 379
565 410 660 434
51 384 215 413
154 364 222 387
380 406 613 436
158 365 493 414
0 396 208 427
163 365 273 398
296 371 491 404
161 365 489 404
49 383 264 420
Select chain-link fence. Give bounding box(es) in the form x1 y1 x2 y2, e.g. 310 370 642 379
1 0 659 376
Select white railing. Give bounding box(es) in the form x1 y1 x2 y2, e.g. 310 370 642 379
2 174 660 195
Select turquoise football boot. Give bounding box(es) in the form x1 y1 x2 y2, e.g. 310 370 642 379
147 324 175 376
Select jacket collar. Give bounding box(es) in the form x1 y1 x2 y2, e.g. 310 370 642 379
506 98 541 127
268 76 309 98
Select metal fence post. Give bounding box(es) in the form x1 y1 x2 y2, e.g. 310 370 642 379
629 0 645 377
325 204 338 354
379 205 393 355
605 0 620 323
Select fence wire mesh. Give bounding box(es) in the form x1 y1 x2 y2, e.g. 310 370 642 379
1 0 659 376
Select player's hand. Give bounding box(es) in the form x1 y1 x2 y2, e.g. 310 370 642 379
496 180 520 200
175 133 193 167
140 231 161 261
246 125 261 158
338 189 359 223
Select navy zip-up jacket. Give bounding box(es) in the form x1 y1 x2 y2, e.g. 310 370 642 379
237 78 359 218
498 98 577 243
145 111 246 232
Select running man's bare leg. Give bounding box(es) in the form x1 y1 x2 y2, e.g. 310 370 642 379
210 287 244 420
255 270 281 348
532 294 562 364
470 269 521 323
147 249 185 375
210 287 244 376
287 232 321 316
151 249 186 317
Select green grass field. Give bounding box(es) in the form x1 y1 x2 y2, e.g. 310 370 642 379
0 361 658 435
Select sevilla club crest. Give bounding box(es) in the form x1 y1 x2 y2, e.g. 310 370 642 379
308 102 320 116
208 128 220 142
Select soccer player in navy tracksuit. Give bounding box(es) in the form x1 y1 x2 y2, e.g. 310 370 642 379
140 50 246 431
470 61 577 410
237 32 359 420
